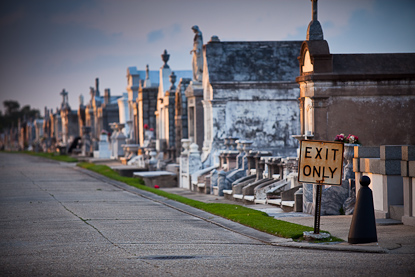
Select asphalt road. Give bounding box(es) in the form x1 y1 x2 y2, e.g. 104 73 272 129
1 153 414 276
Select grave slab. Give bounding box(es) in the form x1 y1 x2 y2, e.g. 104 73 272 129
134 171 177 188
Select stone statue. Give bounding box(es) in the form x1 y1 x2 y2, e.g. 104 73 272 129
144 64 152 88
190 25 203 83
60 89 69 109
89 87 95 105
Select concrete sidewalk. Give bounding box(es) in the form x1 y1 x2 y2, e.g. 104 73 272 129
159 187 415 254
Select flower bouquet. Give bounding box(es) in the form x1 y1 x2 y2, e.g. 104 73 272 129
334 133 360 144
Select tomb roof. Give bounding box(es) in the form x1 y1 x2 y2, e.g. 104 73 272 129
205 41 302 83
298 39 415 81
127 66 139 75
108 95 122 105
332 53 415 75
139 70 160 87
128 67 159 86
172 71 192 83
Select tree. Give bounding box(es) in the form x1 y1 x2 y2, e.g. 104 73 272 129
20 105 39 120
3 100 20 116
0 101 40 132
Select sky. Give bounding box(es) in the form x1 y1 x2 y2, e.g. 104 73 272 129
0 0 414 116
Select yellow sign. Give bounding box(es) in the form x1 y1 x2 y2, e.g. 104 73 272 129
298 140 344 185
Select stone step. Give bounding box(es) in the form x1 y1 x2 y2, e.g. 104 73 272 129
244 195 255 202
282 201 295 208
243 195 255 205
233 194 243 200
267 199 282 206
223 190 233 200
281 201 295 212
389 205 404 221
254 199 267 204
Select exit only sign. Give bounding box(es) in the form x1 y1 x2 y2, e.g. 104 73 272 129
298 140 344 185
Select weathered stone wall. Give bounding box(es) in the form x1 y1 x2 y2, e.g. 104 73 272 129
207 83 300 157
67 112 79 139
138 87 158 145
303 79 415 146
202 40 302 162
175 78 191 157
205 41 303 83
101 105 119 136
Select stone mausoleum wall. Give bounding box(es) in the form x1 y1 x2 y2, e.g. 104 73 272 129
202 40 303 163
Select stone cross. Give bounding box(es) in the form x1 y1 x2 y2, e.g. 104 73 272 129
312 0 318 21
307 0 323 41
60 89 68 105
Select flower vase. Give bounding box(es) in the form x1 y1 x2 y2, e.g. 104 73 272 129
145 130 154 140
343 143 359 180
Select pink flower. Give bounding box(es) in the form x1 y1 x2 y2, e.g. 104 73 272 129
144 124 149 130
335 133 360 144
149 128 154 131
346 134 359 144
334 134 345 142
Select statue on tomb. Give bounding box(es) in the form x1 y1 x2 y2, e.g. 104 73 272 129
95 78 100 97
60 89 69 110
190 25 203 83
89 87 95 105
144 64 152 88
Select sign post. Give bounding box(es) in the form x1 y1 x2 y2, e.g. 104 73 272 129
298 140 344 235
313 185 323 234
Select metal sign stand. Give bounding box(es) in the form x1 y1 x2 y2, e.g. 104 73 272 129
313 184 323 234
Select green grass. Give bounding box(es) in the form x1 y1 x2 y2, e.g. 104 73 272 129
24 151 78 163
78 162 342 241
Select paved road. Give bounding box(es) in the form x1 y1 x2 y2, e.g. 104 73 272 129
1 153 414 276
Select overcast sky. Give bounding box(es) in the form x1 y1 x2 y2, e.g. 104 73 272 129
0 0 414 115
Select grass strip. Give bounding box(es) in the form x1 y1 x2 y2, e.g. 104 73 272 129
78 162 342 241
23 151 79 163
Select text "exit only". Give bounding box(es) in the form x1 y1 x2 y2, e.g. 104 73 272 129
298 140 344 185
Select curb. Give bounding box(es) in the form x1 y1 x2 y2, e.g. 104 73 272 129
274 241 388 253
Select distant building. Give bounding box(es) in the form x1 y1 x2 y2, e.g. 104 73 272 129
84 78 122 140
155 50 192 155
127 65 159 145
